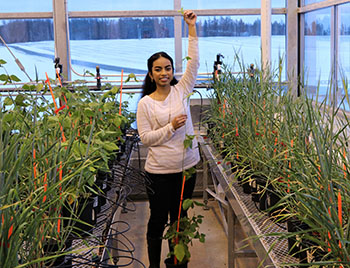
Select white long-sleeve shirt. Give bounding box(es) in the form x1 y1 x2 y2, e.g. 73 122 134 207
136 36 200 174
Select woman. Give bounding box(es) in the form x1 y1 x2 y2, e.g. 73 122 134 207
136 10 199 268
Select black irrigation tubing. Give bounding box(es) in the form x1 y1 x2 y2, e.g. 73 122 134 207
67 134 150 267
99 255 147 268
98 233 136 256
72 255 146 268
95 220 131 239
67 221 146 268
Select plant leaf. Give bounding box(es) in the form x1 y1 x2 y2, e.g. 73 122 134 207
174 244 186 262
10 75 21 82
178 7 184 15
182 199 193 210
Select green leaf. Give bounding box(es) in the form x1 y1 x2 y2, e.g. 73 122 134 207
184 92 194 100
88 102 99 109
62 117 71 128
125 73 138 83
111 86 119 95
0 74 8 82
61 141 69 147
87 172 95 185
14 94 27 106
104 130 119 136
183 135 195 149
94 137 103 145
174 244 186 262
4 97 13 106
103 141 119 151
183 139 192 149
193 200 205 207
178 7 184 15
3 112 15 123
35 83 44 92
84 70 95 76
10 75 21 82
22 84 32 90
0 59 7 65
84 108 95 117
182 199 193 210
48 116 59 123
113 116 122 127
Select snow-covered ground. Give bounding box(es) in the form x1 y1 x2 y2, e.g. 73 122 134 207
1 35 349 110
1 36 286 81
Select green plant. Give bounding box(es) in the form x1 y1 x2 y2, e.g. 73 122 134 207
206 55 350 266
163 199 205 264
0 60 135 266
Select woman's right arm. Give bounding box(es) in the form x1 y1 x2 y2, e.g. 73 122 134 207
136 99 175 147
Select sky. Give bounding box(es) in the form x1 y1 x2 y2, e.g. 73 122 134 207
2 0 286 12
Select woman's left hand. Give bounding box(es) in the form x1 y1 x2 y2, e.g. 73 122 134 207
183 10 197 26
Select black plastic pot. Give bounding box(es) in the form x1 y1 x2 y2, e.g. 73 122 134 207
250 178 259 201
63 197 96 238
236 165 253 194
43 240 72 268
229 161 243 186
300 235 326 264
96 170 110 182
287 218 309 262
251 175 267 210
258 188 268 211
93 173 110 210
266 190 284 221
164 258 188 268
206 121 216 137
241 176 252 194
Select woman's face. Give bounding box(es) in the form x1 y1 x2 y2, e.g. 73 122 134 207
149 56 174 89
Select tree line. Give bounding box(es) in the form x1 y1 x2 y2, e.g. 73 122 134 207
1 16 345 44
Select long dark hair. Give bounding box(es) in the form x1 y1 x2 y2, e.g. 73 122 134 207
141 51 178 98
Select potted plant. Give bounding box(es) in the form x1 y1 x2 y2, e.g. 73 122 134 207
0 60 135 266
206 53 350 266
163 199 205 268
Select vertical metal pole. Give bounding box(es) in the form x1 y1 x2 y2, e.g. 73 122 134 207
261 0 271 71
332 6 340 105
201 146 209 209
287 0 299 97
228 205 235 268
299 11 305 97
53 0 71 81
174 0 183 75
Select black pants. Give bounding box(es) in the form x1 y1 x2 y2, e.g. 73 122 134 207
145 170 197 239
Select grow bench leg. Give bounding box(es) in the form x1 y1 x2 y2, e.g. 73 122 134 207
228 206 256 268
202 150 210 210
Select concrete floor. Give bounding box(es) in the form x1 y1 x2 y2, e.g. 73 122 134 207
115 198 259 268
